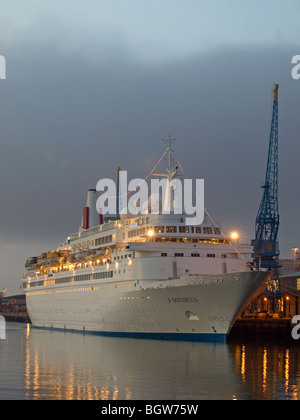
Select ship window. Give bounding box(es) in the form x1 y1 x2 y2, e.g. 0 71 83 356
203 227 213 234
222 254 227 259
175 253 184 257
154 226 164 233
166 226 177 233
207 254 216 258
191 253 200 257
196 227 202 234
179 226 190 233
214 228 221 235
161 253 168 257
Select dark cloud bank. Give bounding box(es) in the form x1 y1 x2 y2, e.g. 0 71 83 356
0 37 299 292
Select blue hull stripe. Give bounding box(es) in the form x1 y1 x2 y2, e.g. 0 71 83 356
34 326 228 343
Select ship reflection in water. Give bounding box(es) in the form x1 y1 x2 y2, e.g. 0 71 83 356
17 324 300 400
230 341 299 400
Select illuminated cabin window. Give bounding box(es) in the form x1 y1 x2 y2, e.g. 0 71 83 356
297 278 300 290
179 226 189 233
154 226 164 233
166 226 177 233
44 279 55 286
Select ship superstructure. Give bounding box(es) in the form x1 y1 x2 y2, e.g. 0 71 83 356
22 141 270 342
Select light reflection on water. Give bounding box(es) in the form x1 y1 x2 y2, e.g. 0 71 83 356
0 323 300 400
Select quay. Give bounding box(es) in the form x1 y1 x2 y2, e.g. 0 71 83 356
1 311 31 323
0 293 31 323
229 318 294 340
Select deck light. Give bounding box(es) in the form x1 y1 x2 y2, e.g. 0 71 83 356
230 231 239 241
147 229 154 238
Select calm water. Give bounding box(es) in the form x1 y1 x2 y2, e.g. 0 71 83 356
0 322 299 400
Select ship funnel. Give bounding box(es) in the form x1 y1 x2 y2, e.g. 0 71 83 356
80 188 100 230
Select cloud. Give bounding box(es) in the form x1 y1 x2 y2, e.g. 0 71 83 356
0 14 299 293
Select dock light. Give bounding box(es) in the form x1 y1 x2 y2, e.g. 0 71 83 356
147 229 154 238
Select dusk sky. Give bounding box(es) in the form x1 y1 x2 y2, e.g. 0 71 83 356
0 0 300 294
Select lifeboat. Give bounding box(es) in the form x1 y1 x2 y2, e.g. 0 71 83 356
25 257 38 271
74 251 90 260
46 251 61 266
37 253 47 266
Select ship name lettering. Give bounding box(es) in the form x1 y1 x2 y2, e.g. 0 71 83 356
168 297 199 303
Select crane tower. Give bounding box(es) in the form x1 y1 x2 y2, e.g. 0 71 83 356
252 84 280 279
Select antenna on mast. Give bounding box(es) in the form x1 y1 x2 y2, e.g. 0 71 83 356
163 135 177 181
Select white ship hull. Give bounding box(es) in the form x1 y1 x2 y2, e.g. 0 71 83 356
25 271 269 343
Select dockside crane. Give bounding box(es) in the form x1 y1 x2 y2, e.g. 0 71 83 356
252 84 280 293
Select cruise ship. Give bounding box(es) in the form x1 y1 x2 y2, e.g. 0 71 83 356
22 140 271 342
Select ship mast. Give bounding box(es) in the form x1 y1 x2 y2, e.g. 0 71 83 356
162 136 178 212
163 135 177 182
